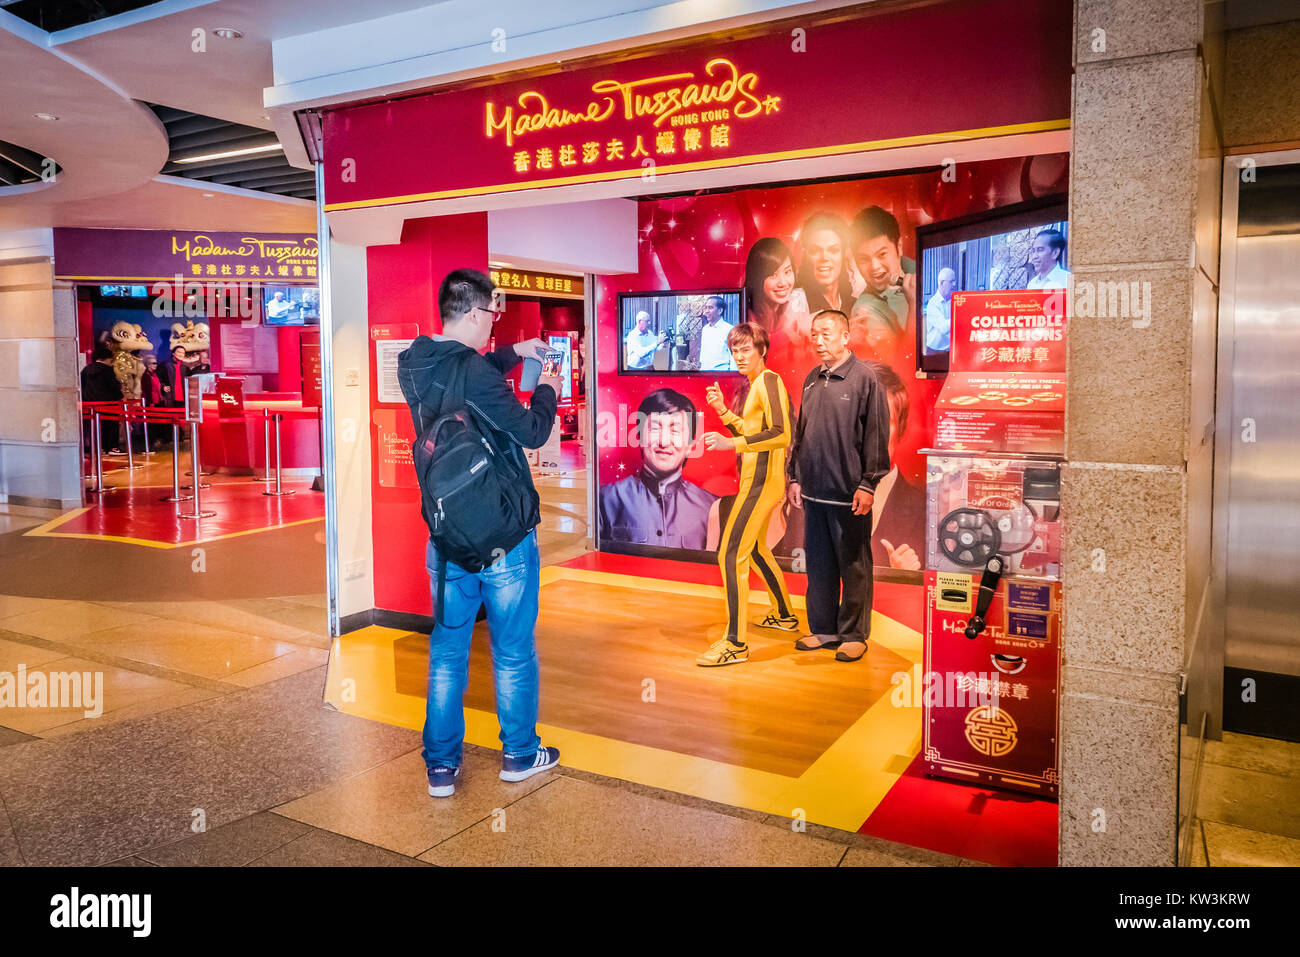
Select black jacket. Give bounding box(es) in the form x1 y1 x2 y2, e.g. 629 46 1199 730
787 354 891 504
397 336 558 492
80 361 122 403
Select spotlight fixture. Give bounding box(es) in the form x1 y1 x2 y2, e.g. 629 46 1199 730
213 27 243 39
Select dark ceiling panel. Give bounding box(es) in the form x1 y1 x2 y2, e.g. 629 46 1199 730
2 0 165 32
146 103 315 203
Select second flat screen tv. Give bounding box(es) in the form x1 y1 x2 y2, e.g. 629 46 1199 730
916 199 1069 375
617 289 745 374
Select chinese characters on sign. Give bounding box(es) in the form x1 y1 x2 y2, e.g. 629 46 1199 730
486 57 780 183
489 269 584 299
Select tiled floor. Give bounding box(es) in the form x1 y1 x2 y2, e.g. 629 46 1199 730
1184 731 1300 867
0 483 968 867
7 468 1297 868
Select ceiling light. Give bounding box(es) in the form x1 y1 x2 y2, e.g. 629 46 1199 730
175 143 282 164
34 113 59 121
213 28 243 39
202 192 215 198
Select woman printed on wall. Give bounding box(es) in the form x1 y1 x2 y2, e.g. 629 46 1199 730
744 237 806 374
793 211 856 316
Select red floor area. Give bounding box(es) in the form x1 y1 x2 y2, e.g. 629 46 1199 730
861 754 1059 866
44 477 324 547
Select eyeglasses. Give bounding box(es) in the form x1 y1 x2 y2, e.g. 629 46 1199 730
472 305 503 323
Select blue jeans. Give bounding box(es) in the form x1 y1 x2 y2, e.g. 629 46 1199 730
422 531 542 770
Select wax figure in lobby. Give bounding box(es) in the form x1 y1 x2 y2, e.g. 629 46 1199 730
697 322 798 667
786 310 892 662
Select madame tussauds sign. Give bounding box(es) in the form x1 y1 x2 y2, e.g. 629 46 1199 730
321 0 1072 209
484 57 772 147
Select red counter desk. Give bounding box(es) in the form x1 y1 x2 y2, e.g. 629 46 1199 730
195 393 321 476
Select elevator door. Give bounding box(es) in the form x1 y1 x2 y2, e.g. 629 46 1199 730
1222 161 1300 740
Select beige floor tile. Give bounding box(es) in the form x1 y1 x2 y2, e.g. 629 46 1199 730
65 619 303 682
1202 820 1300 867
273 594 328 610
0 595 64 621
0 655 195 734
1202 732 1300 778
420 774 845 866
40 685 223 738
0 636 70 671
1197 762 1300 840
97 600 321 645
221 598 328 637
248 827 429 866
0 602 157 642
225 647 329 687
274 748 552 857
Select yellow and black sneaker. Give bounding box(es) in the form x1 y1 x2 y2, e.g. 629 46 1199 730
754 612 800 632
696 638 750 667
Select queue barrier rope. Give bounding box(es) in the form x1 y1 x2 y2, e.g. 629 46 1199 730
80 401 320 507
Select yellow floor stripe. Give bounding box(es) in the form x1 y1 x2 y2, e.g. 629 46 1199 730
325 567 923 831
23 513 325 550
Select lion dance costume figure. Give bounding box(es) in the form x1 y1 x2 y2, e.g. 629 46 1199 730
108 320 153 400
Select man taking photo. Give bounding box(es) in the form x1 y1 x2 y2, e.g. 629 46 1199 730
397 268 562 799
786 309 892 662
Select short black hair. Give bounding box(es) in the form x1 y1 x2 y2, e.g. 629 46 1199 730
92 344 113 361
811 308 849 332
1036 228 1067 265
851 205 901 246
438 268 495 325
637 388 699 439
706 295 726 317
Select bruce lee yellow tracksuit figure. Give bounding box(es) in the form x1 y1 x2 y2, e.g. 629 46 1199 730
698 322 798 666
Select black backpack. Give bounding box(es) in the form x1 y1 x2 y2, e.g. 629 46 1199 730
411 351 539 623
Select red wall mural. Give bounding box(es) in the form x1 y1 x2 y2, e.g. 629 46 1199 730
368 213 489 615
594 154 1069 572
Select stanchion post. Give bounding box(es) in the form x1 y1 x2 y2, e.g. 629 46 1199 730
89 409 112 495
161 419 193 503
263 407 273 483
179 420 216 519
263 412 296 497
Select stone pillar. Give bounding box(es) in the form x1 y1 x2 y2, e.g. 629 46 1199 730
1059 0 1221 865
0 230 83 510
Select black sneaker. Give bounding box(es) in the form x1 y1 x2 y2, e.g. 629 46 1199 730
754 612 800 632
500 746 560 782
427 766 461 798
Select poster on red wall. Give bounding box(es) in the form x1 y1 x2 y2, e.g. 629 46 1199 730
594 154 1069 573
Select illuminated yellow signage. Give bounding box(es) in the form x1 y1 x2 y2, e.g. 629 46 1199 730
485 57 781 177
490 269 584 299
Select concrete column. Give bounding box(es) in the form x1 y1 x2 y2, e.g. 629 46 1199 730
0 230 83 510
1059 1 1222 865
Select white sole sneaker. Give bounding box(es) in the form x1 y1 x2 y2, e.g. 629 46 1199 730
427 767 461 797
499 749 560 782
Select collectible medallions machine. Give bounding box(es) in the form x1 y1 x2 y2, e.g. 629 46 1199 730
923 290 1067 797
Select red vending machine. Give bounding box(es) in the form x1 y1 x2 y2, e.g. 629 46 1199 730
923 289 1067 797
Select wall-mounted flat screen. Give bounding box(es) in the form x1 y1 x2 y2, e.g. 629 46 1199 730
617 289 745 374
916 200 1069 374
